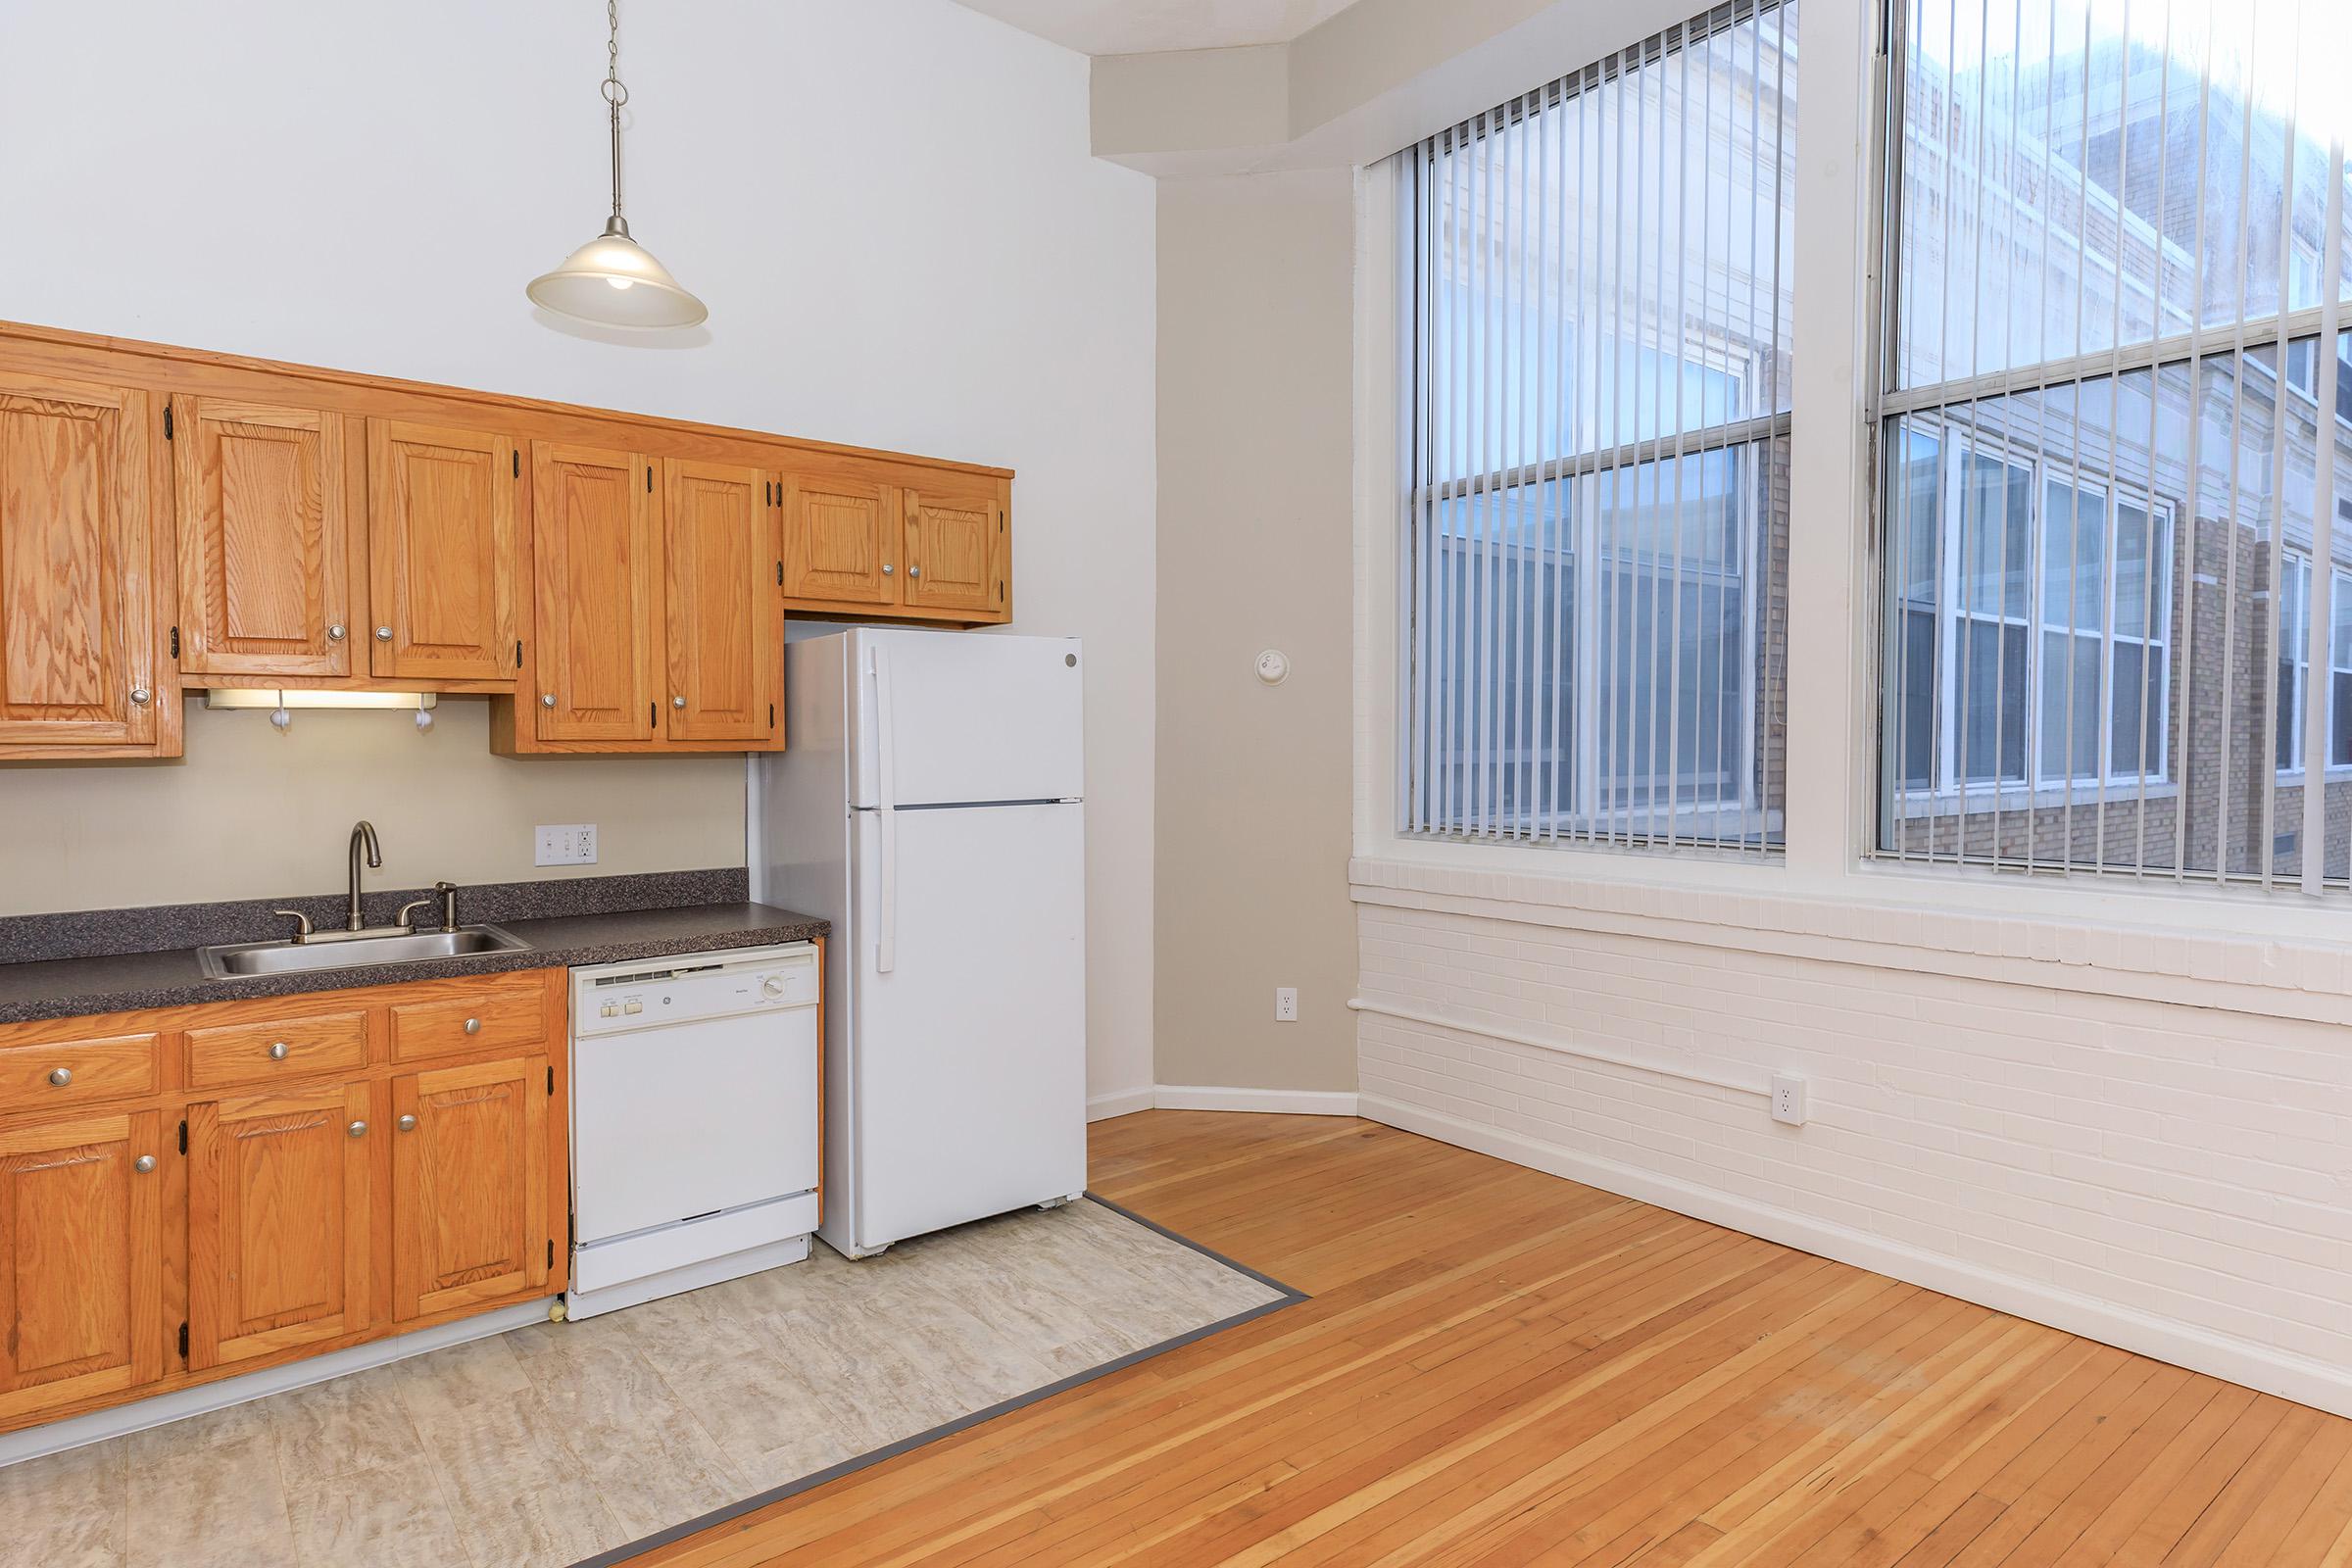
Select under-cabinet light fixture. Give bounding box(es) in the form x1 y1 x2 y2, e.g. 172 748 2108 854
203 690 439 733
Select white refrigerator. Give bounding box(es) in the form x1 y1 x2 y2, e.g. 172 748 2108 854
748 628 1088 1257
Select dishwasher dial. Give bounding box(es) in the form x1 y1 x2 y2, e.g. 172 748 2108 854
760 974 787 997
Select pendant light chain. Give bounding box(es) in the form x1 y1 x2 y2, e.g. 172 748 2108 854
602 0 630 224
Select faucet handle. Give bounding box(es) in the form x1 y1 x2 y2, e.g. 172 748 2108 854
270 908 314 943
393 898 435 932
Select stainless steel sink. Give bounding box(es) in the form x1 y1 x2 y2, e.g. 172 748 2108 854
198 925 531 979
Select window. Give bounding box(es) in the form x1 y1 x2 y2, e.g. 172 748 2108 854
1398 0 1797 850
1875 0 2352 886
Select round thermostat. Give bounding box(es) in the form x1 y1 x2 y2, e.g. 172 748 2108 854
1255 649 1291 686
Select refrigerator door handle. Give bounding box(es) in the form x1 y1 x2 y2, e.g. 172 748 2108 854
871 643 898 974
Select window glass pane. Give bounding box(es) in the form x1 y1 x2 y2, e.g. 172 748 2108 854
2040 479 2106 633
1959 620 2028 781
2038 629 2101 782
1959 451 2031 618
2110 640 2165 776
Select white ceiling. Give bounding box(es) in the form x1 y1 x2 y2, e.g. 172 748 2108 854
953 0 1361 57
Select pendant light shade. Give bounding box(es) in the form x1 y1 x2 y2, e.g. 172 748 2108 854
528 217 707 329
527 1 707 330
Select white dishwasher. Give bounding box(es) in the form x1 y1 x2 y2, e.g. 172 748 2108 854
565 942 820 1320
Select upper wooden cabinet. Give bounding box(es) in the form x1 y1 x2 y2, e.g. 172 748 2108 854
367 420 522 682
526 442 660 745
663 458 780 745
0 1112 164 1426
780 474 898 608
0 321 1011 760
173 398 354 678
0 372 171 755
903 483 1007 615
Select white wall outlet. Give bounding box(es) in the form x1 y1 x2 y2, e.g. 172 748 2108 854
1769 1073 1808 1126
535 824 598 866
1274 987 1298 1022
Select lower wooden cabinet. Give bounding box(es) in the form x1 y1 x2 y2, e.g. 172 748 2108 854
392 1055 549 1321
0 1112 165 1425
0 967 566 1436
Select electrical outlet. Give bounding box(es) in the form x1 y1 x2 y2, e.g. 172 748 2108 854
534 824 598 866
1274 987 1298 1022
1769 1073 1808 1126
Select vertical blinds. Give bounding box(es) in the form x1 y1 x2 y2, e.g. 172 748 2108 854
1875 0 2352 890
1397 0 1798 852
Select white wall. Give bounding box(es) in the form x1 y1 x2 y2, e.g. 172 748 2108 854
1154 169 1359 1100
1347 0 2352 1417
0 0 1157 1102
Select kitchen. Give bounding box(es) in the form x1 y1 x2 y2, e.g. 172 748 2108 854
8 0 2352 1564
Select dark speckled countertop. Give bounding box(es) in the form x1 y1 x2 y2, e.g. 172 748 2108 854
0 870 828 1026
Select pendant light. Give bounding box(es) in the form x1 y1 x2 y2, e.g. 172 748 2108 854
527 0 707 329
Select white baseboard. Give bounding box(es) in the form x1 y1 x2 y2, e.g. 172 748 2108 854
1358 1093 2352 1422
1087 1085 1156 1121
0 1298 553 1469
1152 1085 1361 1116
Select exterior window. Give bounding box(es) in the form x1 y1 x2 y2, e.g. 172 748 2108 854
1875 0 2352 885
1398 0 1796 850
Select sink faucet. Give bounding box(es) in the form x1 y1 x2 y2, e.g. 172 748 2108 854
347 820 382 931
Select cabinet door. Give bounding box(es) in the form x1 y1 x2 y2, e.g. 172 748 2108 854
0 1113 164 1425
186 1083 372 1372
174 399 353 677
530 443 658 743
367 419 520 681
0 372 161 749
780 474 898 607
662 458 779 744
903 485 1004 614
391 1056 549 1322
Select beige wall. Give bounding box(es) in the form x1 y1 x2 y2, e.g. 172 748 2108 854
0 701 744 915
1153 169 1359 1094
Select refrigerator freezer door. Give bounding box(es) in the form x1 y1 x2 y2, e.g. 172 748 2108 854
850 630 1084 808
845 801 1087 1251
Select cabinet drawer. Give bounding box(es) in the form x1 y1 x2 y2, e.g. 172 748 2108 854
0 1033 160 1109
184 1009 368 1090
389 981 552 1062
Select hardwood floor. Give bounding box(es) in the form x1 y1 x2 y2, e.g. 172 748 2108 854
633 1111 2352 1567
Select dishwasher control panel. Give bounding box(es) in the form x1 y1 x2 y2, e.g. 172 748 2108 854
571 942 818 1036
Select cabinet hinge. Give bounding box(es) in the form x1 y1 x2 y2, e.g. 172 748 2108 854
646 466 654 493
775 561 783 587
515 638 524 669
177 1118 187 1154
649 702 657 731
547 1064 554 1096
513 449 520 478
177 1322 189 1358
768 702 775 728
548 1239 555 1269
170 625 181 660
163 402 173 441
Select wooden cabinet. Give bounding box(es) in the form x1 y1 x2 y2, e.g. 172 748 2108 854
527 442 660 744
780 473 898 608
0 371 171 754
0 967 565 1436
0 1113 165 1425
903 483 1007 615
662 458 780 745
185 1082 370 1371
366 419 521 681
173 398 355 678
391 1056 549 1321
0 321 1013 762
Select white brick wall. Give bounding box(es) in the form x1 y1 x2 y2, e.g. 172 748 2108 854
1354 873 2352 1416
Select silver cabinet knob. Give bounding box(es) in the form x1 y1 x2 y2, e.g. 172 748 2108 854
347 1119 368 1139
374 626 393 642
134 1154 157 1174
881 564 894 574
268 1041 290 1059
129 687 151 706
327 623 346 641
397 1113 418 1132
541 693 557 709
463 1017 480 1035
47 1067 71 1087
671 696 687 709
907 566 921 578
